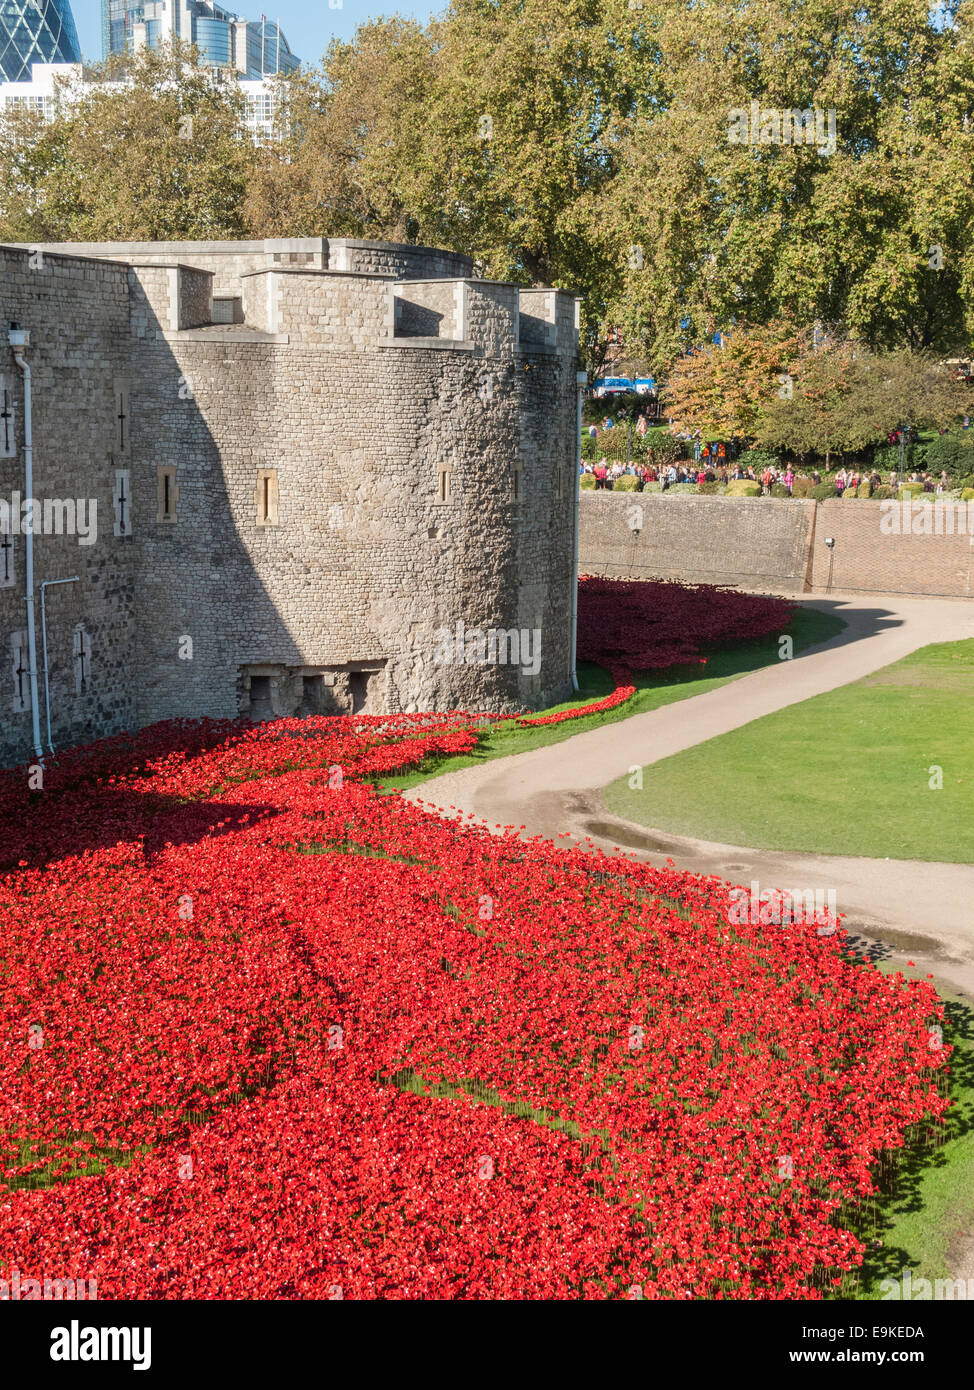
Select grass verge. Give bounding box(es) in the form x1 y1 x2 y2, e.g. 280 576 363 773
604 639 974 863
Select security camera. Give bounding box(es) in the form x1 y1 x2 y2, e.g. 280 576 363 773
824 537 835 549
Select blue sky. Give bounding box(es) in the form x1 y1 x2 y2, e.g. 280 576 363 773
71 1 441 65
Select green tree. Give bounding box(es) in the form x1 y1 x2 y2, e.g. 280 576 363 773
244 19 438 241
756 345 970 463
0 42 256 242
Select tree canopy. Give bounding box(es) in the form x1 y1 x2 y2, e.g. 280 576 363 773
3 3 974 373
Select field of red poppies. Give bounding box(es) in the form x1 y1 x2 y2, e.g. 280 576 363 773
0 582 952 1300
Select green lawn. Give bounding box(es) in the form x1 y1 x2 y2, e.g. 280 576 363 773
604 639 974 863
373 605 846 793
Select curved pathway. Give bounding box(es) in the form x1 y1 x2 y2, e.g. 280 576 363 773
408 592 974 1001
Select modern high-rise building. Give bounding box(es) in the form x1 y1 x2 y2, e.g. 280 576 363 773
0 0 81 82
0 61 284 139
101 1 299 77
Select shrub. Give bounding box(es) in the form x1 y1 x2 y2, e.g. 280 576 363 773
871 484 895 499
697 480 726 495
642 481 663 493
924 434 968 472
579 473 596 490
856 480 872 498
962 488 974 502
664 482 699 494
898 482 926 499
726 480 763 497
812 481 838 501
769 483 791 498
614 475 640 491
739 448 780 471
792 476 816 497
644 426 673 448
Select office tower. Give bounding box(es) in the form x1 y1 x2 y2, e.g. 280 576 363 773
0 0 81 82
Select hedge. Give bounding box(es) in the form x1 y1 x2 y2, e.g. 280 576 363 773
579 474 596 489
739 448 780 471
726 480 763 497
924 435 973 472
898 483 927 499
812 482 838 501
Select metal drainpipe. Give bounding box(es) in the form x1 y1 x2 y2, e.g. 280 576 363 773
572 369 587 690
9 326 44 765
41 577 79 754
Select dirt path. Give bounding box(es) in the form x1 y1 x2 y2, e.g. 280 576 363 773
408 592 974 1000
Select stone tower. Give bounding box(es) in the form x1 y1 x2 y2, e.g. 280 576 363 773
0 237 582 766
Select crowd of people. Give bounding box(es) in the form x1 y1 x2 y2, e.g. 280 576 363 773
584 457 756 490
582 458 957 494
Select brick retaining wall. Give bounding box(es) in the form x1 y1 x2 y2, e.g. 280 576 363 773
579 492 974 598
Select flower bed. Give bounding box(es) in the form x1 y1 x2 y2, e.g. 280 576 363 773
576 576 795 676
0 702 949 1299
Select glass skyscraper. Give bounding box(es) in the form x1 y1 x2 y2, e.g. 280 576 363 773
101 1 299 77
0 0 81 82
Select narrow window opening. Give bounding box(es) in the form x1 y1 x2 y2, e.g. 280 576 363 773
0 378 15 458
157 467 178 523
255 470 279 526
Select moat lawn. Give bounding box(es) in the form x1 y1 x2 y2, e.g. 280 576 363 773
604 640 974 863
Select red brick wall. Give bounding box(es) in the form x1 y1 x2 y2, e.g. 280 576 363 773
809 500 974 597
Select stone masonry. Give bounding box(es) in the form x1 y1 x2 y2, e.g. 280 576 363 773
0 237 581 767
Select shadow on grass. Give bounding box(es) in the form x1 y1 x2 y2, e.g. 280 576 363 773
832 989 974 1299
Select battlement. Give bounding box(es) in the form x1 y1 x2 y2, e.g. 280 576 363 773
6 237 578 356
9 237 476 297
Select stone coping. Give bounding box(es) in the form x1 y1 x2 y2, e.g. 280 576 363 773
166 328 290 344
377 337 476 351
240 268 397 281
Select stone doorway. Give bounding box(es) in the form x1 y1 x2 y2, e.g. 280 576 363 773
349 669 371 713
249 674 273 721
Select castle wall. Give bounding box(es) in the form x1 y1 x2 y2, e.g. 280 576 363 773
0 247 139 768
0 238 578 766
579 492 816 591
